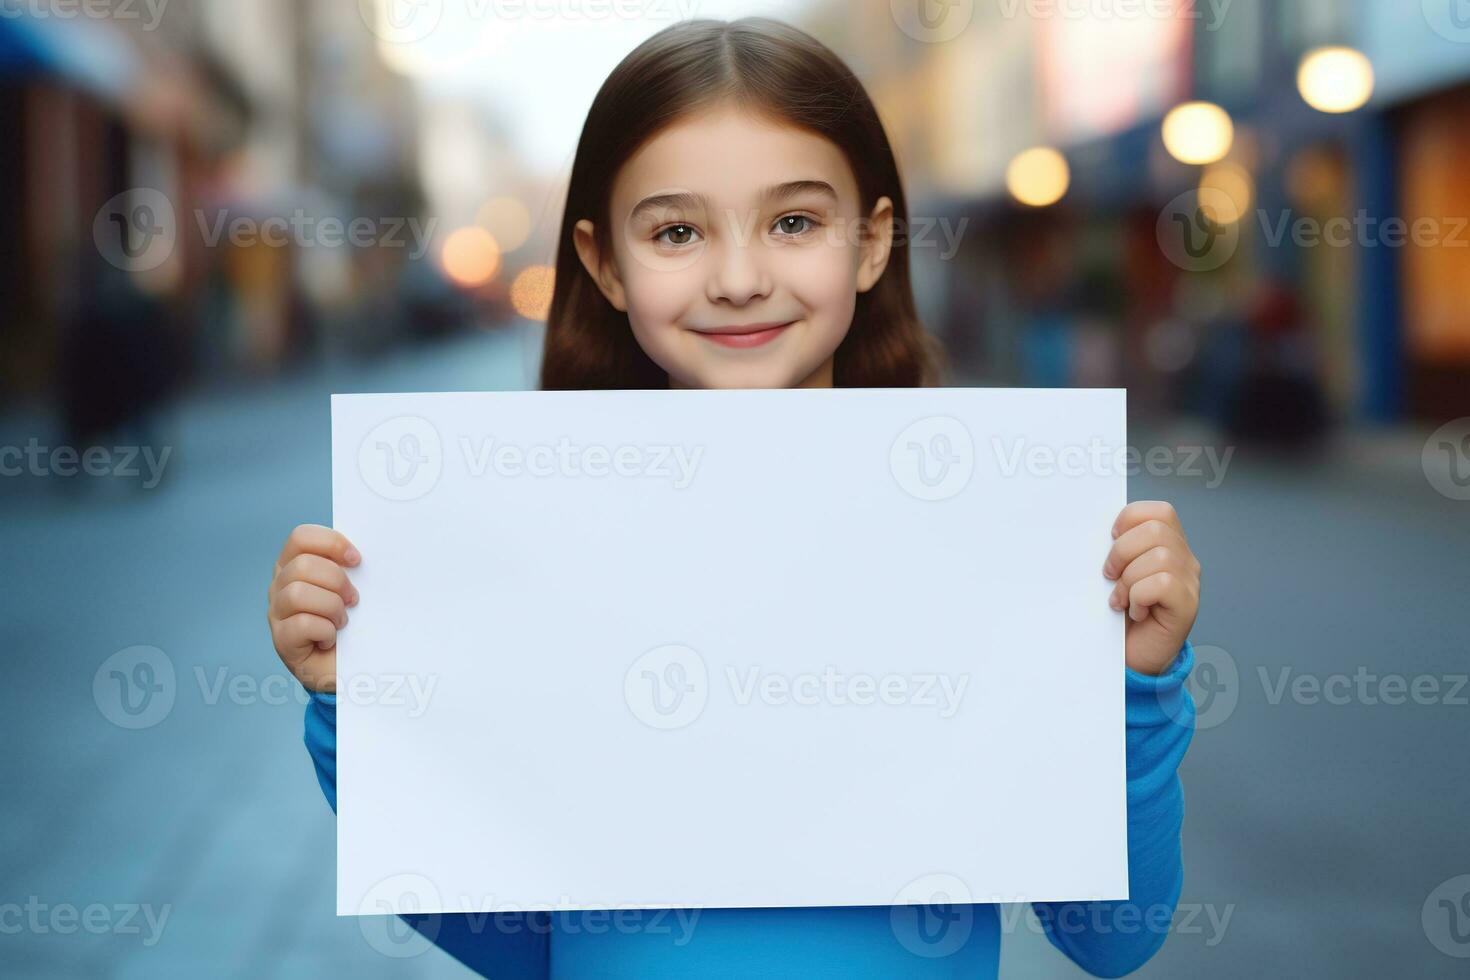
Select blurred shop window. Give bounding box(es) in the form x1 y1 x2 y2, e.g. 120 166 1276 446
1398 89 1470 418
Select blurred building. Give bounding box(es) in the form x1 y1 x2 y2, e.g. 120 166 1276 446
0 1 423 434
807 0 1470 431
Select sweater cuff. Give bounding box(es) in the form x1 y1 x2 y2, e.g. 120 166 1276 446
1125 639 1194 729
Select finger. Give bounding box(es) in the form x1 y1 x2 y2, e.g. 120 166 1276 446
272 612 338 661
1112 501 1184 541
273 554 358 606
1109 546 1181 609
275 524 360 575
1127 571 1191 622
1103 519 1188 580
272 581 349 629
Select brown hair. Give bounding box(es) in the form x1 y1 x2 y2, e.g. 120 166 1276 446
540 17 942 390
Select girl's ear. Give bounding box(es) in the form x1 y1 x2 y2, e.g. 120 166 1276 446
573 219 629 312
855 195 895 294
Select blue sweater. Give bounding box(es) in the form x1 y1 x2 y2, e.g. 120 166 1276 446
305 641 1195 979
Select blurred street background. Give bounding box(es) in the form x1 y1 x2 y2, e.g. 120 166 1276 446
2 0 1468 977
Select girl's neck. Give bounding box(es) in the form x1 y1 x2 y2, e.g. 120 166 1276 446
669 356 835 390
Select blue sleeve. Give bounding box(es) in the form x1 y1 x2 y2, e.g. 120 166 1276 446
303 692 551 979
1031 640 1196 978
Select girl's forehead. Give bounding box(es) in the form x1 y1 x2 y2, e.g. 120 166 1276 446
612 106 859 209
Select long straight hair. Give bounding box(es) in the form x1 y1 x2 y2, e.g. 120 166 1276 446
540 17 941 390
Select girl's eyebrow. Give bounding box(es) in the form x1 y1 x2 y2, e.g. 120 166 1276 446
629 180 838 222
763 179 838 206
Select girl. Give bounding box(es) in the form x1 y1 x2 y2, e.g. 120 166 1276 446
267 17 1200 978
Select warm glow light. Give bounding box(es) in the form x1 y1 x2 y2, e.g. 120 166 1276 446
441 227 501 288
476 197 532 253
1297 47 1374 114
510 265 555 321
1005 147 1071 207
1198 163 1254 225
1161 102 1234 165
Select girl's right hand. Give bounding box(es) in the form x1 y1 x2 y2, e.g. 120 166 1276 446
267 524 360 693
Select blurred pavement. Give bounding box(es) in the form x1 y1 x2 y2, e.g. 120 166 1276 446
2 328 1467 978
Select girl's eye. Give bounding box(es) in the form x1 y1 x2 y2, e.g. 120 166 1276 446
655 224 701 247
772 214 816 238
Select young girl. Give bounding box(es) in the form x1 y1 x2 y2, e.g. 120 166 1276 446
267 18 1200 978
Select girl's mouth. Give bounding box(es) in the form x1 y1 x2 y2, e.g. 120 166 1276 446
693 320 797 349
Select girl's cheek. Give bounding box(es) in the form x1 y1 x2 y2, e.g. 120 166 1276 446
779 243 859 328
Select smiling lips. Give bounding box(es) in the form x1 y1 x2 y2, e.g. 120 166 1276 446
693 320 796 349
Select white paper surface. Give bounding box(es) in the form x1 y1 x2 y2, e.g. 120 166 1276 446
332 388 1127 916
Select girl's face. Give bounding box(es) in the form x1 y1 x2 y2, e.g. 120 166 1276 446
573 104 894 389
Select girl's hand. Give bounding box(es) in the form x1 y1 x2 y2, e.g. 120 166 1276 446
1103 501 1201 676
267 524 360 693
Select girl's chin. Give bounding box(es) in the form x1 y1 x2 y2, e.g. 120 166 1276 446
672 359 816 390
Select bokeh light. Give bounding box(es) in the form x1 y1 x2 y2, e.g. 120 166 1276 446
1197 162 1255 225
1161 102 1235 165
441 227 501 288
1005 147 1071 207
509 265 555 321
1297 46 1375 114
476 196 533 254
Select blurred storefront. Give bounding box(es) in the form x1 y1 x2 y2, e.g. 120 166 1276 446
810 0 1470 431
0 2 423 439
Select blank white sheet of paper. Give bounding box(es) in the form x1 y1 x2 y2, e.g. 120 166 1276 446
331 388 1128 916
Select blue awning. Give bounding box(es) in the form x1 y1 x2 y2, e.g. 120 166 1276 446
0 14 141 104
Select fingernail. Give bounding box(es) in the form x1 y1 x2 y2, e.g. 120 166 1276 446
348 591 359 607
344 547 361 566
1102 563 1115 580
1109 593 1122 611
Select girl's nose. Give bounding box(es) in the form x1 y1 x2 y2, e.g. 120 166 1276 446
706 238 771 306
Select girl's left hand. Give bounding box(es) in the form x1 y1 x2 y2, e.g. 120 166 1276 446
1103 501 1201 676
